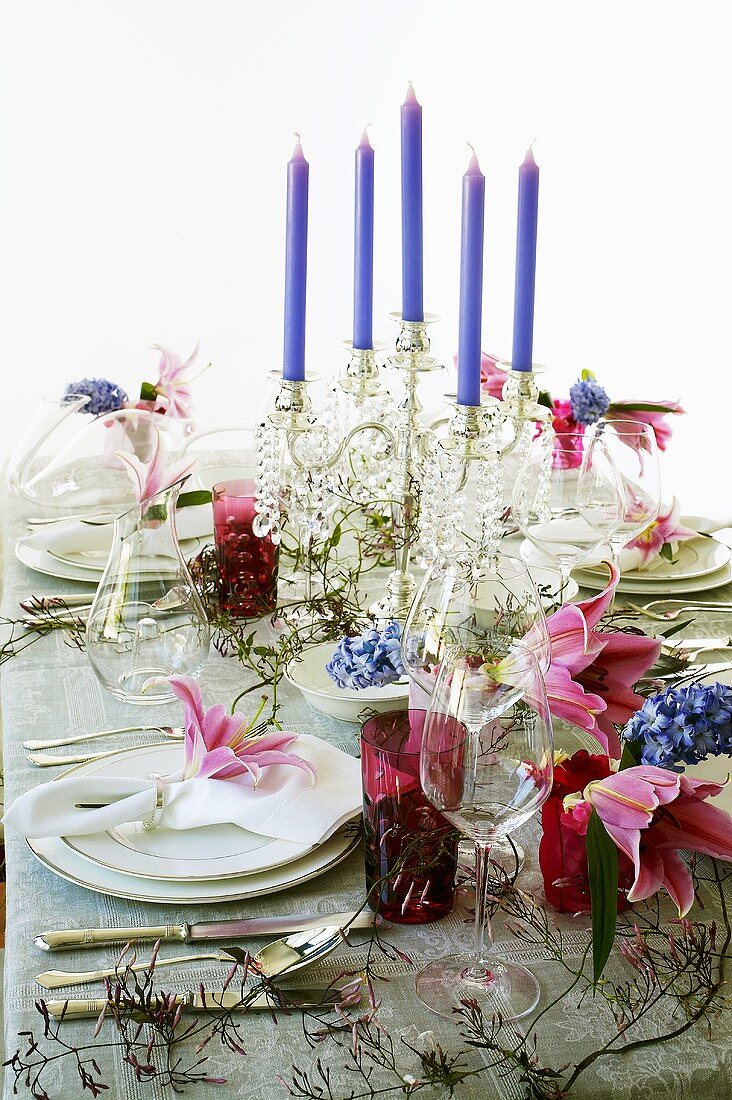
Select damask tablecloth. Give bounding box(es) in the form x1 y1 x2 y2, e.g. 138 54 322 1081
2 486 731 1099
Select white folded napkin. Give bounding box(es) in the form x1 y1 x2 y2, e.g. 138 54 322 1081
20 504 213 558
3 735 361 847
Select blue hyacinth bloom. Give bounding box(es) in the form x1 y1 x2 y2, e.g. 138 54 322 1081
326 621 406 690
622 681 732 770
569 377 610 426
64 377 129 416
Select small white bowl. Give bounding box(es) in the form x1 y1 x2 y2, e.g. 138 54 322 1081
285 641 409 723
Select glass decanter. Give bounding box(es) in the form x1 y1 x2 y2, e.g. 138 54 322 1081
85 480 210 704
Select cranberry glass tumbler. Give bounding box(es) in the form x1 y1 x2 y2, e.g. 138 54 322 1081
212 479 278 617
361 709 459 924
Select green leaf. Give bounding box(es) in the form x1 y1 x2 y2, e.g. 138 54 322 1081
607 401 677 413
659 542 675 562
619 740 641 770
537 389 554 409
586 808 619 982
177 489 212 509
331 523 342 547
580 368 596 381
139 381 157 402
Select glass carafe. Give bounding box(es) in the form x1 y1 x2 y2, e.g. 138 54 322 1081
85 480 210 704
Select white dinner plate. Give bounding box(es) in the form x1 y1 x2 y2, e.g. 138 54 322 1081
574 560 732 595
286 641 410 723
16 540 102 583
60 743 315 881
48 535 208 574
580 537 731 585
28 822 360 905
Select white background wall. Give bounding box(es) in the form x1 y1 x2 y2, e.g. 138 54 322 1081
1 1 730 519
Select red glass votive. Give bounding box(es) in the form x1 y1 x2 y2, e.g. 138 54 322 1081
212 479 278 617
361 709 460 925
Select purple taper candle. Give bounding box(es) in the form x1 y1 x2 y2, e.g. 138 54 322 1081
456 148 485 407
353 129 375 350
401 83 424 322
511 147 540 372
283 135 309 381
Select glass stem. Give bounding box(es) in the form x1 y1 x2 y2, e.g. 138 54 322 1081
469 840 494 977
558 561 572 603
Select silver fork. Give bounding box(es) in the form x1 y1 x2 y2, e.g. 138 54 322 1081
624 600 732 622
28 740 182 767
24 725 185 750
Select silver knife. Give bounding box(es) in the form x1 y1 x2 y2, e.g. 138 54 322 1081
44 987 343 1020
36 910 379 952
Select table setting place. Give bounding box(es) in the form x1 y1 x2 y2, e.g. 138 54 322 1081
2 85 732 1100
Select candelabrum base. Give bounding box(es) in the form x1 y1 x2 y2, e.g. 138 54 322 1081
415 953 541 1021
369 569 417 627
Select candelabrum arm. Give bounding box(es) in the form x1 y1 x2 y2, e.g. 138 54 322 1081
286 420 395 473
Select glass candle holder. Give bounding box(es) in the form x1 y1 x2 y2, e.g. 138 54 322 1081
212 479 278 617
361 709 459 924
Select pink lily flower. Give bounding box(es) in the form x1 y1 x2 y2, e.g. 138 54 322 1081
541 562 661 755
625 497 697 567
452 351 509 400
606 400 685 452
151 343 201 419
169 675 315 788
117 425 196 503
582 767 732 915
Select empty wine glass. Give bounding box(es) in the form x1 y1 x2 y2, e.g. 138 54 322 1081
402 552 551 875
587 420 661 573
512 428 625 598
416 644 553 1019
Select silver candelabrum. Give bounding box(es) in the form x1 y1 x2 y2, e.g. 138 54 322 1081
253 317 551 622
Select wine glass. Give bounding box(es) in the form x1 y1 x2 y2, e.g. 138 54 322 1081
586 420 661 574
402 551 551 688
416 644 553 1019
402 552 550 875
512 428 625 599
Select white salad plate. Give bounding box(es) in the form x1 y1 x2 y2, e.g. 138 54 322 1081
28 822 360 905
16 541 103 583
286 641 410 723
59 744 315 881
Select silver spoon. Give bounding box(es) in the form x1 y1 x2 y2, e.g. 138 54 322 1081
36 926 349 990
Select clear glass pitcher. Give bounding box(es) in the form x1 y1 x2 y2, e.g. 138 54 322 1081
7 395 247 515
85 479 210 704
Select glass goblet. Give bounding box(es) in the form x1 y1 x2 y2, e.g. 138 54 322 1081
512 428 625 599
416 645 554 1020
587 420 661 573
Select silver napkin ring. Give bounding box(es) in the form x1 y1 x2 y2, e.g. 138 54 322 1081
142 773 164 831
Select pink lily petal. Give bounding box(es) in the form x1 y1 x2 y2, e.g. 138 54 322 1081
201 704 247 752
626 844 665 904
545 604 601 675
678 774 728 800
543 663 607 735
574 561 620 630
657 848 696 917
169 676 206 728
242 750 316 781
654 797 732 861
585 768 680 829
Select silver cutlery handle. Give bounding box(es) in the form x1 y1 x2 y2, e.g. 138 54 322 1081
37 953 224 989
28 743 170 767
36 924 189 952
24 726 171 751
45 996 185 1020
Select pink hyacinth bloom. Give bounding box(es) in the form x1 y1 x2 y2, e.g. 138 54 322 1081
583 768 732 916
169 675 315 788
606 401 685 452
116 425 195 504
625 497 697 567
151 343 200 419
541 562 661 755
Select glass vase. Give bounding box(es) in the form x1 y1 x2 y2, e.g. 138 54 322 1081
361 709 459 924
213 479 278 617
85 480 210 704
